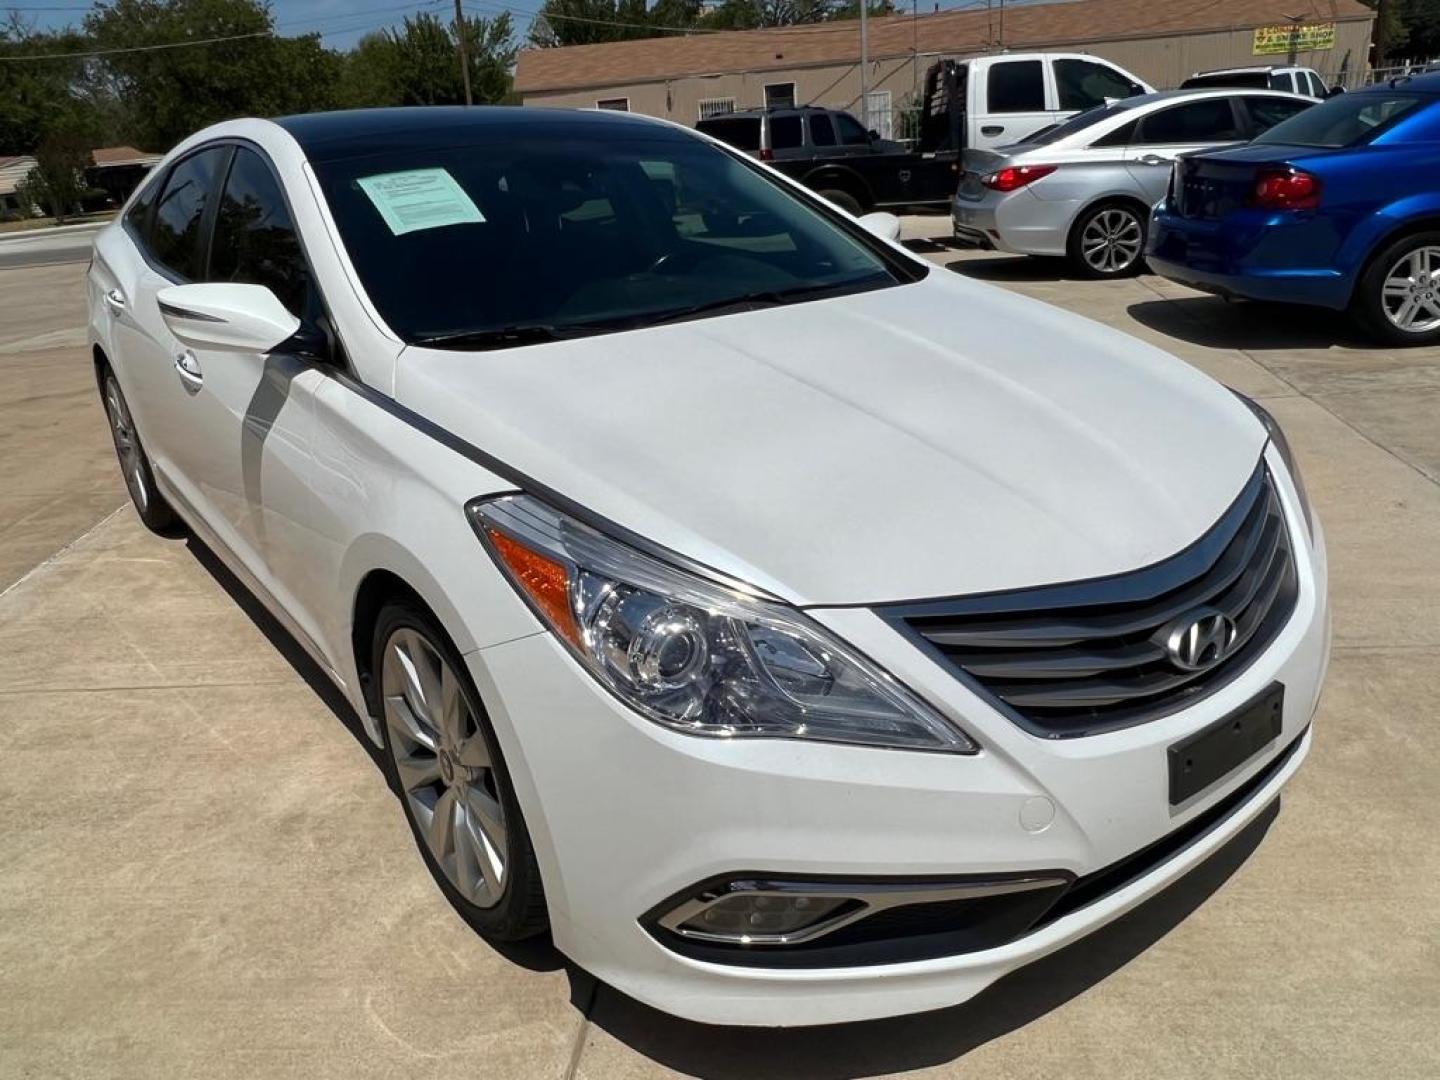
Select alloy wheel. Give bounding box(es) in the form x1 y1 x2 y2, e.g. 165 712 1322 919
103 377 149 514
1080 208 1144 275
382 627 508 908
1380 246 1440 334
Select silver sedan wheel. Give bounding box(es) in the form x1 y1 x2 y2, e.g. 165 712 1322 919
1381 246 1440 334
103 377 149 514
382 628 507 908
1080 208 1144 274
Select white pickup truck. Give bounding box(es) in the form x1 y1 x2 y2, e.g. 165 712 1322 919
920 52 1154 152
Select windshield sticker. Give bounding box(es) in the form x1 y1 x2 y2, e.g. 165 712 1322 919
356 168 485 235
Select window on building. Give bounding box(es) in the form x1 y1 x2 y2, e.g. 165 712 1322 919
769 114 803 149
698 97 737 120
809 113 836 146
764 82 796 109
863 90 892 139
1054 59 1142 112
595 98 629 111
987 60 1045 113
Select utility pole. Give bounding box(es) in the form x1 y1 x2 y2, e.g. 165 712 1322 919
455 0 473 106
860 0 870 129
1375 0 1390 71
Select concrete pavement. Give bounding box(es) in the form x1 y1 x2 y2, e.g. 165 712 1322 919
0 235 1437 1079
0 220 104 270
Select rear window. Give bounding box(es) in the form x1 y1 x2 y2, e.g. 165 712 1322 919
770 115 802 150
696 116 760 151
1255 92 1426 147
1182 72 1269 90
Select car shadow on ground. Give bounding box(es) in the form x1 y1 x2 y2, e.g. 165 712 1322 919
567 802 1280 1079
1126 295 1372 351
180 527 1280 1064
945 254 1085 283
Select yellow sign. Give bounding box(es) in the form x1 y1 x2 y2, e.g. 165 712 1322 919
1253 22 1337 56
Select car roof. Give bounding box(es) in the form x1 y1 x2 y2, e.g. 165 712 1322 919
1110 87 1308 110
699 107 831 118
1358 72 1440 94
1189 65 1307 77
273 106 676 163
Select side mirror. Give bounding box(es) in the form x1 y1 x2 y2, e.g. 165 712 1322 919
857 211 902 242
1327 85 1346 97
157 283 301 353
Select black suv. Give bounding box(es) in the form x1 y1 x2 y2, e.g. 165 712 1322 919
697 106 955 214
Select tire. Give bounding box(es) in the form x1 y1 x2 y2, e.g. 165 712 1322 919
100 369 177 533
816 187 863 216
1352 231 1440 346
1067 201 1147 279
373 601 548 941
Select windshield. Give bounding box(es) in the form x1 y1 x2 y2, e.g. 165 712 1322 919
312 126 914 348
1255 91 1426 147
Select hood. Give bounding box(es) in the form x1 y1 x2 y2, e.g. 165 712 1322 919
396 274 1266 606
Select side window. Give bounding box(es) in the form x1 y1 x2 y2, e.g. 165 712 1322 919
834 113 870 145
1307 72 1326 98
208 148 310 318
149 147 228 280
809 113 837 146
1135 99 1242 144
769 114 802 150
1244 96 1311 135
124 170 162 241
1091 117 1138 147
1268 72 1293 92
987 60 1045 113
1054 60 1140 112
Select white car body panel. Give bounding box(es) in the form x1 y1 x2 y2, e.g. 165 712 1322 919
86 111 1330 1027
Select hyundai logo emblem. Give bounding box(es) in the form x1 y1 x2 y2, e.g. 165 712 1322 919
1161 607 1239 672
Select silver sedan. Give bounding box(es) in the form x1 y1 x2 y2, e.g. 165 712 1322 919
952 88 1313 278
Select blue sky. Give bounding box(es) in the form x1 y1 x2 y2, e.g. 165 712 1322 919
12 0 1053 53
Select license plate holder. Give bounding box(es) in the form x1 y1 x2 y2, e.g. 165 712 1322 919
1168 684 1284 805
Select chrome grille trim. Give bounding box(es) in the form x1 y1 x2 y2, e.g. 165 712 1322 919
880 462 1300 738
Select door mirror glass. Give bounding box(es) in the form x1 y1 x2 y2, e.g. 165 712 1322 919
157 283 301 353
857 211 901 242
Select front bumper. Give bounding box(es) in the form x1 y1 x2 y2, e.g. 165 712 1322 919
467 449 1329 1026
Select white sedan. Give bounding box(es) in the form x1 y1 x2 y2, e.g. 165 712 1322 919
953 88 1314 277
88 107 1329 1027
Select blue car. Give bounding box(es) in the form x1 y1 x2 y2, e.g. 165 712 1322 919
1148 74 1440 344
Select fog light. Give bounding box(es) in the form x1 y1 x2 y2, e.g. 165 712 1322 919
683 893 852 940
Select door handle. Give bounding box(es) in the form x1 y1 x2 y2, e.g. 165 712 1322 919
981 124 1004 136
174 349 203 393
103 288 126 315
1138 154 1173 166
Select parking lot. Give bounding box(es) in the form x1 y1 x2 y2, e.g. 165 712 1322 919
1 217 1437 1079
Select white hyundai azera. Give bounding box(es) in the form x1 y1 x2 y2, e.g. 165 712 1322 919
88 107 1329 1027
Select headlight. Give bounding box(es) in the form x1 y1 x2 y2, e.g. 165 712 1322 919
468 495 976 753
1233 391 1314 536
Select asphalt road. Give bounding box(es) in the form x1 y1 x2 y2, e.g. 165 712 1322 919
0 222 103 269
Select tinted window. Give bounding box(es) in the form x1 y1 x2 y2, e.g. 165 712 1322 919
1136 99 1241 144
809 113 836 146
1255 92 1425 147
770 115 802 149
835 113 870 145
1268 72 1294 92
209 148 310 318
1092 116 1139 147
1307 72 1327 98
696 117 760 151
1244 95 1312 134
312 130 912 347
1182 72 1268 90
988 60 1045 112
149 147 228 279
124 171 162 240
1055 59 1141 111
1027 101 1130 145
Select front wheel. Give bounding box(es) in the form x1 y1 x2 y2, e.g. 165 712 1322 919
1353 232 1440 345
375 602 548 940
1068 202 1147 279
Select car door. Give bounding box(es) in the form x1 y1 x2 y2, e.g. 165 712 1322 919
171 144 337 652
976 58 1052 149
1122 97 1247 204
106 145 232 512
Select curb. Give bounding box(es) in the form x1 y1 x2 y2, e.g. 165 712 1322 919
0 219 111 244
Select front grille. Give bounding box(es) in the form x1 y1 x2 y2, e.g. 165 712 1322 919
884 463 1299 738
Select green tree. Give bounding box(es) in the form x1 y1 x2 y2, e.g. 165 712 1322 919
84 0 342 150
0 16 90 155
530 0 693 47
16 129 93 221
339 12 515 108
